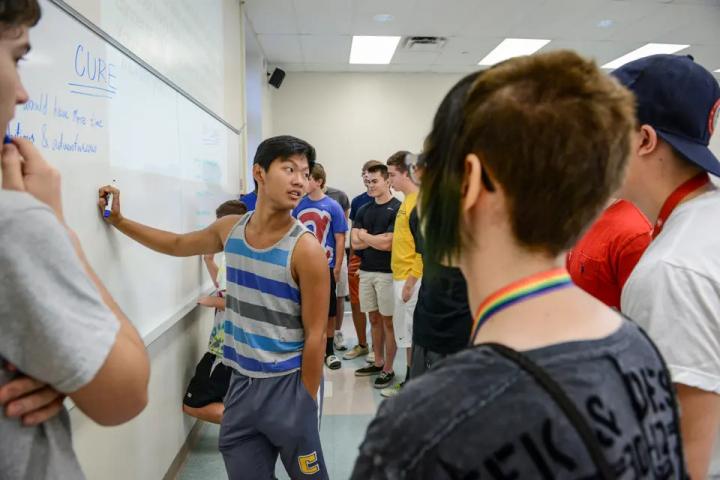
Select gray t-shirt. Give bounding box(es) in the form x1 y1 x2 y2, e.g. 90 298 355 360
0 191 119 480
325 186 349 213
352 319 685 479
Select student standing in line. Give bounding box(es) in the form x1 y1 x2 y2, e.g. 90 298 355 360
100 135 329 480
324 184 350 351
566 198 651 310
352 51 686 479
352 164 401 389
399 154 473 382
0 2 150 478
343 160 383 361
239 189 257 211
183 200 247 424
615 54 720 479
293 163 348 370
381 151 423 397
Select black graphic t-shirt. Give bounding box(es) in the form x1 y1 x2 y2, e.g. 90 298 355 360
351 319 685 479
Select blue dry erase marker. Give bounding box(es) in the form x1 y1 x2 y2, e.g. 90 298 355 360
103 180 116 218
3 135 11 144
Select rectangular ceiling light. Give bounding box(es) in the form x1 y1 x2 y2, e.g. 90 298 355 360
602 43 690 69
349 35 401 64
478 38 551 66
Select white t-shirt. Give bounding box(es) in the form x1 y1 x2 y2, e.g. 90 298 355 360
621 188 720 477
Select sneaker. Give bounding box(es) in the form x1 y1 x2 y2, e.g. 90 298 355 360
333 331 347 351
355 364 383 377
366 351 376 364
374 371 395 389
380 382 404 398
343 344 369 360
325 355 341 370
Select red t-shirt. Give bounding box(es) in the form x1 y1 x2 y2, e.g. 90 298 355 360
567 200 652 310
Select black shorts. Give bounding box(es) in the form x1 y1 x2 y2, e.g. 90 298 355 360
183 352 232 408
329 268 337 317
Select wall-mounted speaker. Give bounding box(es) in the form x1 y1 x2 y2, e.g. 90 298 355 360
268 68 286 89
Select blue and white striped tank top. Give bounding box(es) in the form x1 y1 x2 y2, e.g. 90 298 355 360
221 213 310 378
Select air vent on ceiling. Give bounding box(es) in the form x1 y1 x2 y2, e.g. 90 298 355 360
403 36 447 52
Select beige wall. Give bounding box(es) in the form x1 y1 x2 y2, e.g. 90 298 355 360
270 72 463 200
71 307 213 480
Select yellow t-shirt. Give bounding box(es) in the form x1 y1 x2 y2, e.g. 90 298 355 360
391 191 423 281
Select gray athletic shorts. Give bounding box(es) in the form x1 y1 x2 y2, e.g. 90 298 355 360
219 370 328 479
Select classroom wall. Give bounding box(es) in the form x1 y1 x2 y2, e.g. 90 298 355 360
65 2 247 478
269 72 463 199
70 307 214 480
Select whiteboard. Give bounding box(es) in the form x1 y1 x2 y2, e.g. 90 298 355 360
9 0 242 343
63 0 243 131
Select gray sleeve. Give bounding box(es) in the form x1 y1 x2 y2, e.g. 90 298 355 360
0 202 119 393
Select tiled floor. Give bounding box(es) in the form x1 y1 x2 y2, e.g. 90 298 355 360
178 312 408 480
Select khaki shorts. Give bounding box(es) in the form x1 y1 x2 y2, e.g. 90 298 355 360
392 279 420 348
336 256 349 298
359 271 394 316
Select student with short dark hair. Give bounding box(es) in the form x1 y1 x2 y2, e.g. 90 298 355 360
344 160 384 361
615 54 720 479
0 3 150 478
183 200 248 424
100 135 330 479
293 163 347 370
352 51 686 479
352 164 401 389
324 184 350 351
381 151 423 397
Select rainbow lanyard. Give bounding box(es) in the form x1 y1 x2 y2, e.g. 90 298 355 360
470 268 573 343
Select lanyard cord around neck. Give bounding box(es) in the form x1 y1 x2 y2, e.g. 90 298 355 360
470 268 574 344
653 172 710 239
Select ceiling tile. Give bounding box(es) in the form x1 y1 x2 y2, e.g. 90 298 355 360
244 0 298 34
293 0 353 34
299 35 352 63
257 34 304 63
246 0 720 74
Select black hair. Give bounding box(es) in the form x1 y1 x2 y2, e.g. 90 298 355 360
419 71 482 266
254 135 316 173
0 0 41 30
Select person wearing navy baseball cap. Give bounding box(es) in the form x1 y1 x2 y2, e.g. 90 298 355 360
616 54 720 479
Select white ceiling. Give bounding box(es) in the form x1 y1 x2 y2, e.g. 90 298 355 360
243 0 720 77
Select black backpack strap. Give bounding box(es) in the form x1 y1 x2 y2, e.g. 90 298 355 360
483 343 616 480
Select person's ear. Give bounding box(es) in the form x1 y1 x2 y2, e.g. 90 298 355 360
637 125 660 157
461 153 483 213
253 164 265 186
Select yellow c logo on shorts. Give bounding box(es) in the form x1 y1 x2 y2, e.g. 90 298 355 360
298 451 319 475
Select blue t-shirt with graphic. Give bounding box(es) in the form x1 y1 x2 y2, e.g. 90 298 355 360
293 195 348 268
239 190 257 211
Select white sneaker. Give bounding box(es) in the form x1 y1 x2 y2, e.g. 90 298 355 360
367 351 375 364
325 354 341 370
333 331 347 351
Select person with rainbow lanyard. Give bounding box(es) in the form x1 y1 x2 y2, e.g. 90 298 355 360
351 51 687 478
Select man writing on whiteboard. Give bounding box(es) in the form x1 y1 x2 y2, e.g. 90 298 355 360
99 135 329 480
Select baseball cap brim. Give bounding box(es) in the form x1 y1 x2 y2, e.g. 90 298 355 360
656 129 720 177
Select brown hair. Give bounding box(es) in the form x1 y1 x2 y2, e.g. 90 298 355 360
362 160 383 172
386 150 411 174
310 163 326 188
366 163 389 180
420 50 636 264
0 0 41 31
216 200 247 218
